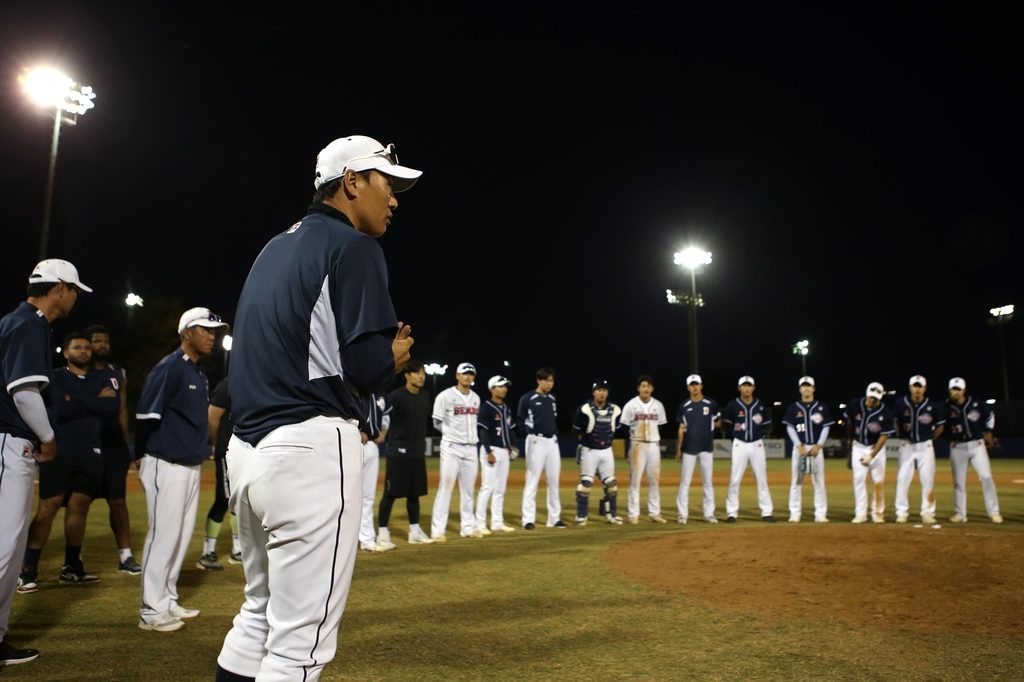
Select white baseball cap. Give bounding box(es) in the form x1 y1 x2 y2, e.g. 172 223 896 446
456 362 476 375
866 382 885 399
798 376 815 387
29 259 92 293
948 377 966 390
738 375 755 386
909 375 927 387
488 375 510 389
177 307 229 334
314 136 422 192
686 374 702 385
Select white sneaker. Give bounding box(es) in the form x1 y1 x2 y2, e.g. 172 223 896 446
479 527 492 536
788 516 800 523
170 605 200 620
408 528 435 544
677 516 687 525
851 516 867 524
606 515 624 525
991 514 1004 524
431 534 447 543
460 528 484 538
815 517 829 524
491 523 515 533
360 542 381 552
949 514 965 523
650 515 667 524
375 531 397 551
921 513 936 525
871 513 885 524
574 517 588 526
139 613 185 632
627 517 639 525
896 515 908 524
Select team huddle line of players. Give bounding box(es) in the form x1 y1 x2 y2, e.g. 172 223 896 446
359 365 1004 553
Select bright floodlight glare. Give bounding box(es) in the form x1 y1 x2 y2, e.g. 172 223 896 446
986 399 996 404
56 346 62 354
792 340 809 356
222 335 233 351
673 248 713 269
19 68 96 115
839 403 847 409
424 363 448 376
503 360 510 367
125 293 144 307
990 305 1014 317
666 289 680 304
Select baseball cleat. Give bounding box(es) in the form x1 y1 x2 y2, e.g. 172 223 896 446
606 515 624 525
523 523 536 530
430 534 448 542
896 515 908 524
118 556 143 575
814 518 830 524
408 528 435 544
948 514 966 523
725 516 737 523
851 516 867 524
138 613 185 632
170 605 200 620
552 520 568 529
650 515 667 524
59 561 99 584
574 517 588 526
17 567 39 594
0 639 40 666
196 553 224 571
704 516 718 524
677 516 687 525
376 529 397 549
991 514 1004 524
360 542 381 553
761 516 776 523
229 551 243 564
871 513 885 524
788 516 800 523
491 524 515 533
460 528 485 538
627 517 639 525
921 513 936 525
479 527 492 536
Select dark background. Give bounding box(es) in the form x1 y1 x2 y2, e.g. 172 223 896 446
0 2 1020 425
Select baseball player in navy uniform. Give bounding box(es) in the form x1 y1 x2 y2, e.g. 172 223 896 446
945 377 1002 524
85 324 140 574
135 307 227 632
0 259 89 666
572 380 624 526
843 382 895 523
217 136 419 682
431 363 483 540
359 393 392 551
621 375 668 524
893 375 945 525
782 376 834 523
674 374 719 524
19 332 117 592
475 376 519 533
517 368 565 529
722 376 775 522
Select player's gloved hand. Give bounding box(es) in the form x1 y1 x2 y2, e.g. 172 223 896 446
575 444 582 465
860 455 872 466
509 446 519 460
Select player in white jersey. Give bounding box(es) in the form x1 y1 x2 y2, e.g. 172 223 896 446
621 375 668 524
430 363 483 541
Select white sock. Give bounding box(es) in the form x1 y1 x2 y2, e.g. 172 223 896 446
203 537 217 555
118 548 132 563
409 523 421 533
231 535 240 554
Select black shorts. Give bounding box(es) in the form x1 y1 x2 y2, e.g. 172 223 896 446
39 456 104 500
99 447 132 499
383 456 428 499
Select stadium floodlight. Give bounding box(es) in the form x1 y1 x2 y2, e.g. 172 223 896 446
839 403 847 409
125 293 144 307
18 67 97 260
673 248 712 269
792 340 809 374
503 360 510 367
670 248 712 373
990 305 1014 318
989 304 1014 401
986 399 996 405
222 335 233 351
424 363 448 395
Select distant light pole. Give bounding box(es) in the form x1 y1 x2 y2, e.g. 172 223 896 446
18 68 97 259
424 363 448 396
989 305 1014 401
792 339 809 376
668 247 712 373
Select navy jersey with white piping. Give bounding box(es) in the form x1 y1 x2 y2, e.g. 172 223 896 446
944 397 994 441
781 401 835 446
478 400 515 451
362 393 393 440
517 391 558 437
720 398 770 442
135 351 211 465
572 400 622 449
842 398 895 446
0 302 54 442
676 398 719 453
892 396 945 442
229 203 398 446
50 367 119 457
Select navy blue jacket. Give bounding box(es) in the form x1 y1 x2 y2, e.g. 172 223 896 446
135 351 210 465
0 302 54 442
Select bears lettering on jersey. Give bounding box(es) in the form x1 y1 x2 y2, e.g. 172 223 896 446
454 406 479 415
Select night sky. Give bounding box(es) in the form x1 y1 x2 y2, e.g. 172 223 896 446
1 3 1021 418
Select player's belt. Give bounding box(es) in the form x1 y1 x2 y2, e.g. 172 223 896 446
145 451 186 465
530 433 556 438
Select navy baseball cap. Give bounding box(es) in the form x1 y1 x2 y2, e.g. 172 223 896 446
592 380 609 391
315 136 422 192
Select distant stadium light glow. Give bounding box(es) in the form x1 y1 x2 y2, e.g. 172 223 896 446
793 340 809 356
986 399 996 404
125 293 144 307
990 305 1014 317
424 363 448 376
19 68 96 114
222 335 233 351
665 289 680 304
673 248 712 269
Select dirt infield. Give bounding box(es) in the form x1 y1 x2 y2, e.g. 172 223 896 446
605 526 1024 638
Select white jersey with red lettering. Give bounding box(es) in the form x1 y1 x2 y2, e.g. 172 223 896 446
621 396 667 442
432 387 481 445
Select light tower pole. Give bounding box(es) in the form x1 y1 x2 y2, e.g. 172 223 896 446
793 340 809 376
668 248 712 374
989 305 1014 402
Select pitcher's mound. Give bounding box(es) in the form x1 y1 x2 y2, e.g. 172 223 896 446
605 526 1024 637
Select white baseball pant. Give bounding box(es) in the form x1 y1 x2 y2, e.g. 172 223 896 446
579 446 615 482
895 440 936 518
677 451 715 522
431 441 479 537
359 440 379 546
522 435 562 527
851 442 886 518
139 455 201 621
0 434 36 640
475 447 511 530
950 439 1000 519
218 416 363 682
788 448 826 521
627 441 662 520
725 439 773 518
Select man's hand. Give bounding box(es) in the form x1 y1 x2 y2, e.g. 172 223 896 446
509 446 519 460
98 387 117 398
809 444 822 456
392 323 414 373
360 431 369 444
675 450 682 462
487 452 496 465
374 433 387 444
35 438 57 463
208 445 215 461
860 455 872 466
797 445 808 456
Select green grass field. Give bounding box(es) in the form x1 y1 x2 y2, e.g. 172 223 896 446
5 457 1023 681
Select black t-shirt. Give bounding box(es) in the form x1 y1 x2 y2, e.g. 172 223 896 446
210 377 233 457
387 386 431 457
90 362 127 449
